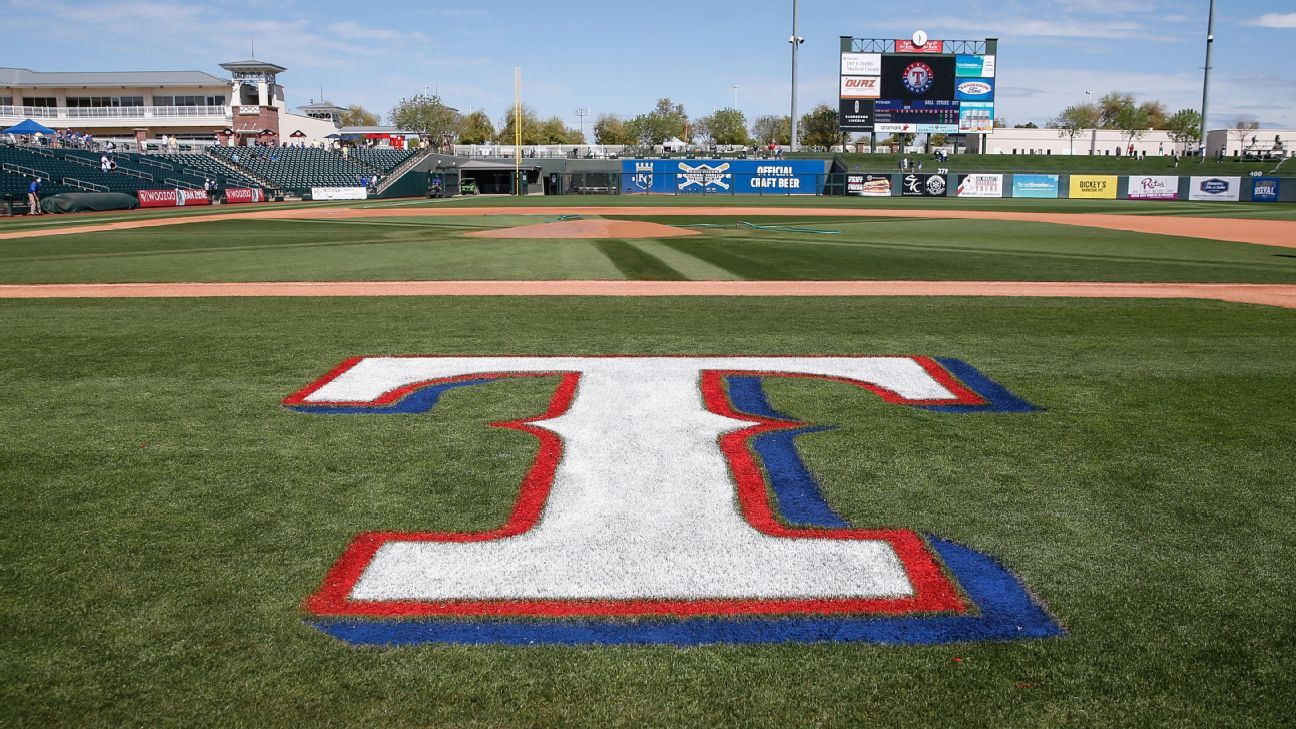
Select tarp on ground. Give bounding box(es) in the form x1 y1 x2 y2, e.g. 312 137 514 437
3 119 57 135
39 192 137 214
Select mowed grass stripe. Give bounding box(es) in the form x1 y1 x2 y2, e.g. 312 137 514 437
628 239 743 280
594 239 686 280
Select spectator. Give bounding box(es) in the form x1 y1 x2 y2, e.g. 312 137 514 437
100 154 111 172
27 176 42 215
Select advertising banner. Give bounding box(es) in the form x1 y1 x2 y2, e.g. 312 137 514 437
847 174 892 196
1012 174 1059 199
137 188 211 208
838 98 874 132
895 39 944 53
901 173 948 197
955 78 995 102
311 187 368 201
881 55 956 101
1251 177 1280 203
957 174 1003 198
622 160 825 195
1188 176 1241 202
840 53 882 76
1069 175 1118 199
958 101 994 133
955 54 995 78
224 187 265 204
1127 175 1179 200
840 76 881 99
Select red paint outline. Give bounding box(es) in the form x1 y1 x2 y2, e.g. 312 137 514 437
296 356 975 618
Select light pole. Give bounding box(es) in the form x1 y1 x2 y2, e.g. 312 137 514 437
1085 91 1094 155
732 85 739 110
1199 0 1215 162
575 107 590 142
788 0 804 152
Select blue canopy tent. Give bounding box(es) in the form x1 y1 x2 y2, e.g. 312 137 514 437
3 119 57 135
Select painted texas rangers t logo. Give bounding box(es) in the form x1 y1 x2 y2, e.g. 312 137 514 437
286 356 1063 646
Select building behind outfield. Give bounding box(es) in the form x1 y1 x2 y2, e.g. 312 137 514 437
0 59 341 147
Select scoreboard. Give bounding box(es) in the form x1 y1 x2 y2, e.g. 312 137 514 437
838 33 997 135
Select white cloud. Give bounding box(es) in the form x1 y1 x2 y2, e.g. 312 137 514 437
1246 12 1296 28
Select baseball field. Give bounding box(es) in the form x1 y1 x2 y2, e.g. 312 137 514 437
2 195 1294 727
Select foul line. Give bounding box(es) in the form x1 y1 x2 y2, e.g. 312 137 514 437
1 280 1293 308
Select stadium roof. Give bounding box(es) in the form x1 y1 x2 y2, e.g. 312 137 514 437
0 67 227 88
219 60 288 74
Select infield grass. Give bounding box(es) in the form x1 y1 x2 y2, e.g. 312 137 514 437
2 296 1293 727
2 213 1294 284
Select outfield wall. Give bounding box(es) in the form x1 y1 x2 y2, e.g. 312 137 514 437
840 172 1294 202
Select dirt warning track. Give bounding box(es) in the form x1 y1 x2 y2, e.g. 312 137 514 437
2 205 1295 248
2 281 1293 308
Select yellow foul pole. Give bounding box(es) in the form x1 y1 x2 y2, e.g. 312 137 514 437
514 67 522 196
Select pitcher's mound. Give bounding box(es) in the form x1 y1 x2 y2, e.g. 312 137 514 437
466 218 698 239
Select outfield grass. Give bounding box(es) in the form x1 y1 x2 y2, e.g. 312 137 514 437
1 195 1294 235
2 296 1293 727
2 213 1293 284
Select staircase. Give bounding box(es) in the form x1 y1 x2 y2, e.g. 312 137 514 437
206 150 278 193
374 147 437 197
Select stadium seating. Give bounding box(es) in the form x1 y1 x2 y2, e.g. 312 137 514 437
0 144 213 195
209 146 374 193
137 152 262 189
349 147 418 173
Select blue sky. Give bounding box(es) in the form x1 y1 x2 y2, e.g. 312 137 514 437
4 0 1294 134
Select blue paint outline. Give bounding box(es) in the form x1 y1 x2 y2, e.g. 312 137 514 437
310 537 1063 646
919 359 1041 413
287 377 499 415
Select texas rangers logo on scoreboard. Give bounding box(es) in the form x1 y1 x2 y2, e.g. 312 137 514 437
902 61 935 95
287 356 1063 646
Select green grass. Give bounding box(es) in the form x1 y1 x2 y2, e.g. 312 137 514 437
2 296 1293 727
2 195 1293 235
2 214 1293 284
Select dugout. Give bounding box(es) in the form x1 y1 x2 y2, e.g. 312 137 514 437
460 160 542 195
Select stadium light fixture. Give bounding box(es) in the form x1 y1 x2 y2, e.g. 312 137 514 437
789 0 805 152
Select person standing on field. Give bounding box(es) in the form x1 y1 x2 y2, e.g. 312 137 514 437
27 176 42 215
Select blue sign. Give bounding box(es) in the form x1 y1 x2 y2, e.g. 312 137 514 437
955 78 995 101
1012 174 1059 199
621 159 826 195
955 55 995 77
1252 177 1280 202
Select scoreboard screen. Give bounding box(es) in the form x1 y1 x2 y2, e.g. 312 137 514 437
873 100 960 134
838 36 996 134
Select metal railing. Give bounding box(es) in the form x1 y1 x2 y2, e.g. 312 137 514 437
61 177 108 192
2 162 49 178
1 105 231 120
136 157 173 170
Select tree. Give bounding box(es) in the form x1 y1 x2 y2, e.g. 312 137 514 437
339 104 379 127
1052 103 1101 155
1165 108 1203 153
1229 115 1260 154
538 115 583 145
495 104 543 145
1013 122 1039 129
1098 92 1136 129
695 108 749 146
593 114 637 145
798 104 847 149
1113 104 1151 147
1138 100 1169 130
455 109 495 144
751 114 791 145
626 98 690 145
993 117 1007 128
388 93 456 139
